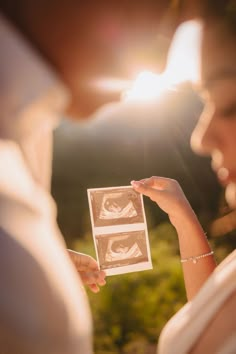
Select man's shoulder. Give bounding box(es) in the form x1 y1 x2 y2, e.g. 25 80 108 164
0 140 57 224
0 140 33 196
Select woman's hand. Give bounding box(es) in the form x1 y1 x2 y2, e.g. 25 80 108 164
68 250 106 293
131 177 216 300
131 176 193 226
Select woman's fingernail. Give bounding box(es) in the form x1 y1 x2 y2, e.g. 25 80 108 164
131 180 140 188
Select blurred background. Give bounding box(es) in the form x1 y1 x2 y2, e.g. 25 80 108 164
51 21 236 354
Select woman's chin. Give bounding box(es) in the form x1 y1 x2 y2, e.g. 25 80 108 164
225 183 236 209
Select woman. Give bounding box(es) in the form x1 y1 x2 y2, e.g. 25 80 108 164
132 2 236 353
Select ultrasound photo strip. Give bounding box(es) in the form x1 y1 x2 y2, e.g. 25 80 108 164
87 186 152 276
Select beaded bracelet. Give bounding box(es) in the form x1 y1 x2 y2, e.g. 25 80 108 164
180 250 214 264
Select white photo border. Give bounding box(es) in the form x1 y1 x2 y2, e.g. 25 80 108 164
87 186 152 276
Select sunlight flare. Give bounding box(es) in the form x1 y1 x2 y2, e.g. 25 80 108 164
124 21 201 102
123 71 171 101
91 21 201 102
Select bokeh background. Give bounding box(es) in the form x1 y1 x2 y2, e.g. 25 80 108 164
51 21 236 354
51 82 236 354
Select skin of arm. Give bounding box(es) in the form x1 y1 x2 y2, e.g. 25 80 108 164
131 177 216 300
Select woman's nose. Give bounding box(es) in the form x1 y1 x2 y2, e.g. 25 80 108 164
190 102 218 156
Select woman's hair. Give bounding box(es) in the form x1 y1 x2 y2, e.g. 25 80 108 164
203 0 236 34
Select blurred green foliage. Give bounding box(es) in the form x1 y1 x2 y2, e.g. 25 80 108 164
73 220 186 354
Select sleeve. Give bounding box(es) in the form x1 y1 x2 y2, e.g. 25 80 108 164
0 141 93 354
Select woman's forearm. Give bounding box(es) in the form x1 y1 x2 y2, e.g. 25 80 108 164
171 208 216 301
131 177 217 301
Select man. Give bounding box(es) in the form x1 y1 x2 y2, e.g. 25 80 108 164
0 0 203 353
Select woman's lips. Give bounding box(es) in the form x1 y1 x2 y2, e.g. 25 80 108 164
217 167 229 184
216 167 236 186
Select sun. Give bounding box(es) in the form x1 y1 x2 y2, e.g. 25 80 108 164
90 21 201 103
123 71 170 101
123 20 202 102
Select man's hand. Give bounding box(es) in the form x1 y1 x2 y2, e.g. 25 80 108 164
68 249 106 293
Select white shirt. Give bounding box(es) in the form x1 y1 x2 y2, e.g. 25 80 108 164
158 250 236 354
0 13 92 354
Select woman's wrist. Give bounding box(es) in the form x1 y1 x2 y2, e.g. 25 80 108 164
169 202 198 229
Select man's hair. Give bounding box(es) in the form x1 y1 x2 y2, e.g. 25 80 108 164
1 0 235 34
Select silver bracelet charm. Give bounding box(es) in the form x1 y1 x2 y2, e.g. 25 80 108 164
180 250 214 264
